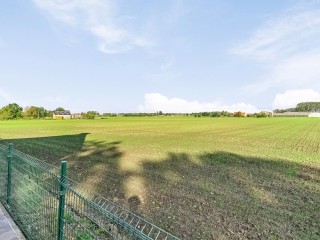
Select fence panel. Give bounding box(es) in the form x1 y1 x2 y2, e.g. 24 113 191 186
0 144 179 240
0 144 8 200
7 147 60 239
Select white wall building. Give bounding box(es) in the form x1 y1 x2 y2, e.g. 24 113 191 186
308 113 320 118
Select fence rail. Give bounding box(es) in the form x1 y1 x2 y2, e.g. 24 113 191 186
0 143 179 240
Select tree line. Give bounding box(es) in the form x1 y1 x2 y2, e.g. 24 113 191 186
273 102 320 113
0 103 54 120
0 103 100 120
2 101 318 120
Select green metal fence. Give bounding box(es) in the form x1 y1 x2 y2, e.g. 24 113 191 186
0 143 179 240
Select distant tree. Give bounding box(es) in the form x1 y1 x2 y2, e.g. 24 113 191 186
0 103 23 120
82 111 99 119
211 112 221 117
86 111 96 119
256 112 268 118
201 112 210 117
221 111 229 117
275 102 320 113
273 109 286 113
287 108 297 112
192 111 232 117
55 107 65 111
24 106 38 119
0 108 11 120
296 102 320 112
81 112 86 118
24 106 49 119
38 107 49 118
47 111 53 118
8 103 23 118
234 111 242 117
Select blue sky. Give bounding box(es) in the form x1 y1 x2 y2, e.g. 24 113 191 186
1 0 320 113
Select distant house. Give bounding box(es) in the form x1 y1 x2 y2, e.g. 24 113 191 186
53 110 71 120
308 113 320 118
71 113 82 119
233 112 247 117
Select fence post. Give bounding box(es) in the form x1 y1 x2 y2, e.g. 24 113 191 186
7 143 13 205
57 161 67 240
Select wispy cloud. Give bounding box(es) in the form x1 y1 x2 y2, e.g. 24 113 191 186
273 89 320 109
32 0 153 53
138 93 259 113
233 2 320 95
268 50 320 87
232 7 320 60
243 49 320 93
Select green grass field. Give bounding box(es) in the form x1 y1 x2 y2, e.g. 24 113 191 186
0 117 319 239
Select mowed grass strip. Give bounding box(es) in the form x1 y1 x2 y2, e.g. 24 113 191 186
0 117 319 239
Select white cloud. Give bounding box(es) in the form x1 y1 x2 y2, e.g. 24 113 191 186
273 89 320 109
138 93 259 113
243 49 320 93
232 8 320 60
32 0 152 53
233 3 320 96
271 51 320 86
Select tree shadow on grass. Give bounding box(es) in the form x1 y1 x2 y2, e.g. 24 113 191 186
0 134 128 209
43 137 318 240
1 135 319 239
0 133 90 163
0 134 132 238
140 152 320 239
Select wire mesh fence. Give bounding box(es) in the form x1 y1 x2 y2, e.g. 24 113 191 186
0 143 179 240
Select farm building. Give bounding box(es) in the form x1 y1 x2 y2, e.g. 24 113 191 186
308 113 320 117
233 112 247 117
71 113 82 119
273 112 310 117
53 110 71 120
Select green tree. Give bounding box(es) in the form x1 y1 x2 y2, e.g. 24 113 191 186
7 103 23 118
37 107 49 118
24 106 38 119
296 102 320 112
0 103 23 120
55 107 65 111
0 108 11 120
24 106 49 119
82 111 99 119
256 112 268 118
